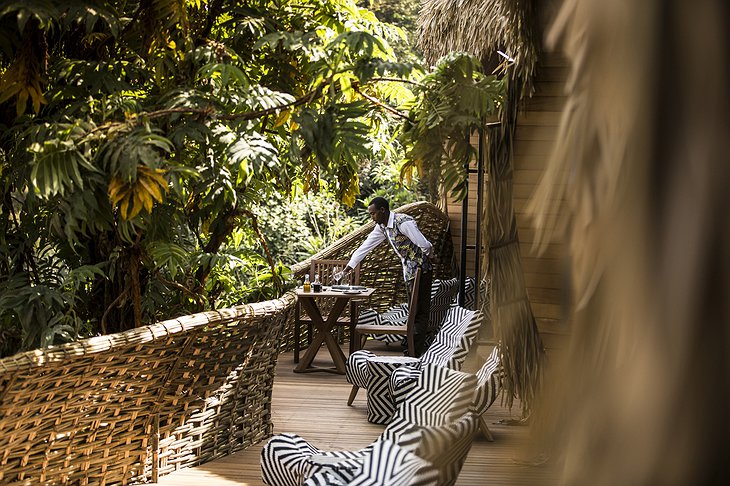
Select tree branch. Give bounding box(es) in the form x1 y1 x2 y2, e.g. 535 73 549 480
353 84 414 122
368 77 423 87
241 208 282 294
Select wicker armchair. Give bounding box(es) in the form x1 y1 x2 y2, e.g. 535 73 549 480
0 295 295 484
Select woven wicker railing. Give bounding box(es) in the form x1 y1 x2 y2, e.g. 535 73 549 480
0 201 452 485
280 200 456 353
0 293 296 485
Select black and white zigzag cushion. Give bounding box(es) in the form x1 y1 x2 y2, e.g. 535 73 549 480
366 355 420 424
473 345 503 415
347 439 439 486
261 433 367 486
367 303 409 344
420 305 481 369
389 364 422 411
345 349 378 389
262 365 479 486
425 278 459 341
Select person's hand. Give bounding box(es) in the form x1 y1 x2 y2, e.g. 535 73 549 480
429 254 440 264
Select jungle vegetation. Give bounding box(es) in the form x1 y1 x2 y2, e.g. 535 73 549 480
0 0 502 357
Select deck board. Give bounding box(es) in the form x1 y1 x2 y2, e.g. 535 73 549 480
157 345 559 485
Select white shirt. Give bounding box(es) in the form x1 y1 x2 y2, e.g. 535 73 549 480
347 212 433 271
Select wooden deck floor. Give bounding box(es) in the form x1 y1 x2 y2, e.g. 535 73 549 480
157 344 559 486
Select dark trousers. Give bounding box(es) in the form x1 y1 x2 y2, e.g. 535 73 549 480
408 268 433 357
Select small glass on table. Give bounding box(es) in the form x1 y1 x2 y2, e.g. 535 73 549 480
333 267 344 287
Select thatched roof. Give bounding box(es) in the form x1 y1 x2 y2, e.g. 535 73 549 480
418 0 539 83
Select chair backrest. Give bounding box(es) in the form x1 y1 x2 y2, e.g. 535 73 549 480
462 276 476 310
420 306 482 369
310 259 359 286
426 277 459 342
380 363 479 486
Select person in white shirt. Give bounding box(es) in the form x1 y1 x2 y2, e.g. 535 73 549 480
341 197 436 356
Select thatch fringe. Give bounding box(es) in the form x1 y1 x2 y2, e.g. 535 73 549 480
484 79 545 415
418 0 539 86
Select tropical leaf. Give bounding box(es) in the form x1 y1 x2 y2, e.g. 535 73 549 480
147 241 190 280
108 166 169 220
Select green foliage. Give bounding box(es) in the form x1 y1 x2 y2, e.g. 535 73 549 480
0 0 502 357
257 187 364 265
401 52 504 201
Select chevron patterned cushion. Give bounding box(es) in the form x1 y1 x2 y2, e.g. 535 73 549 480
420 305 481 369
366 355 420 424
262 365 479 486
260 433 319 486
346 349 378 388
425 277 459 341
365 304 409 344
347 439 439 486
261 433 368 486
389 364 422 411
303 470 348 486
462 277 476 310
473 345 503 415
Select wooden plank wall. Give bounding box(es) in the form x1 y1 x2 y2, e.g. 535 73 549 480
446 51 570 351
514 50 569 350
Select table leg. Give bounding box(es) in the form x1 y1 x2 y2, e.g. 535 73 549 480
294 297 349 374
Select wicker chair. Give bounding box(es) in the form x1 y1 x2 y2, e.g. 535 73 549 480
0 294 296 484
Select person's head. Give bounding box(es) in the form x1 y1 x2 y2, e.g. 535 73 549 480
367 197 390 225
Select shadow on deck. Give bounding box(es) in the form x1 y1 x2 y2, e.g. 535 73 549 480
158 344 560 486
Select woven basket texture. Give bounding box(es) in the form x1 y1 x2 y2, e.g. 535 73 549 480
282 201 455 352
0 201 451 484
0 293 295 485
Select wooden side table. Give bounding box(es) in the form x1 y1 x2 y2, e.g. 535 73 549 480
294 287 375 374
